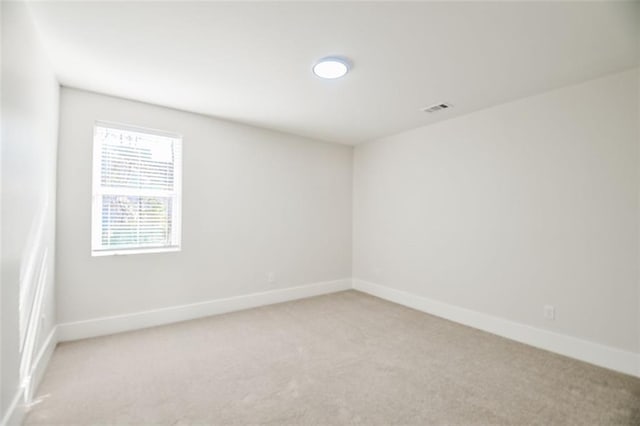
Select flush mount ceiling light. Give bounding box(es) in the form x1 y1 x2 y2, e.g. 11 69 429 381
313 57 350 79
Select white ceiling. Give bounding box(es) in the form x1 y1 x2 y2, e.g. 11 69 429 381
29 1 639 145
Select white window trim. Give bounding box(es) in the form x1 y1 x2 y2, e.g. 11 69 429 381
91 120 183 256
92 246 181 257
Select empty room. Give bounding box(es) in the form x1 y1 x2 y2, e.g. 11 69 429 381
2 0 639 424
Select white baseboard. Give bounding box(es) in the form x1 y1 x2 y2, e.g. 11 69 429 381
1 328 58 426
58 279 352 342
0 387 25 426
353 279 640 378
27 327 58 402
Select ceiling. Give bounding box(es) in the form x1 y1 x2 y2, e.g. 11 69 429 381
29 1 639 145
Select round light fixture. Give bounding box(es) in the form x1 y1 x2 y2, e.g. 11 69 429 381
313 57 350 79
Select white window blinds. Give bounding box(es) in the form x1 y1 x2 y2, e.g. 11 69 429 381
92 122 182 256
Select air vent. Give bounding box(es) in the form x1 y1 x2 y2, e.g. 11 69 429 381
422 103 452 113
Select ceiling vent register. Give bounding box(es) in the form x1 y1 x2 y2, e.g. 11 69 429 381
422 103 452 113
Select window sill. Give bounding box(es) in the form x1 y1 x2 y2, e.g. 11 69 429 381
91 246 181 257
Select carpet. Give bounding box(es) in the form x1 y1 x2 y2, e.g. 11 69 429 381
25 290 640 425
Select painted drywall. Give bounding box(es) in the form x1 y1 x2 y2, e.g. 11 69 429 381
353 69 640 354
1 0 59 421
56 88 352 324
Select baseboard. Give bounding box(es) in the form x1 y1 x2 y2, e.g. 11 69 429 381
353 279 640 378
0 388 25 426
1 327 58 426
58 278 352 342
27 327 58 402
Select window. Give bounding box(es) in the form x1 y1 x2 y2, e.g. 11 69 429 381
92 121 182 256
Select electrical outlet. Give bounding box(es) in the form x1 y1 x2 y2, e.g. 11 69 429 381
267 272 276 284
543 305 555 320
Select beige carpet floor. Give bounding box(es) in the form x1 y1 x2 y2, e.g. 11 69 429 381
25 290 640 425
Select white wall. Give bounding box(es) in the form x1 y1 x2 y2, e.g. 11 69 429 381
56 88 352 324
353 69 640 354
1 0 59 421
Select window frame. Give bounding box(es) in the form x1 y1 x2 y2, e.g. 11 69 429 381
91 120 183 256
